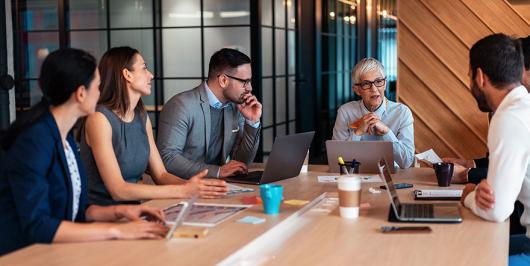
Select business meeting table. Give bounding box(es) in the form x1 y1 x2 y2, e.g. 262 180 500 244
0 165 508 266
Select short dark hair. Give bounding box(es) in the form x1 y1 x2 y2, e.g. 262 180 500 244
207 48 251 79
520 35 530 70
470 33 523 88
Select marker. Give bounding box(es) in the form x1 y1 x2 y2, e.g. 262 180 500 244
338 156 349 175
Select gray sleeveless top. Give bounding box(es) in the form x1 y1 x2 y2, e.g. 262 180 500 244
80 106 150 206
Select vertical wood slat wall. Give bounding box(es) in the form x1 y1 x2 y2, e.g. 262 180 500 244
397 0 530 159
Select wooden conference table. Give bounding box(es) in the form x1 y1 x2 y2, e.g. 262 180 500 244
0 166 508 266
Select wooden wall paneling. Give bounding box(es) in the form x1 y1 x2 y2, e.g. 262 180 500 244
398 25 489 144
420 0 493 47
409 111 458 158
398 63 487 159
511 4 530 23
461 0 530 36
399 0 470 85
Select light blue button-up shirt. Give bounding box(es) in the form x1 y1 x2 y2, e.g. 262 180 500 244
332 99 415 168
204 82 260 128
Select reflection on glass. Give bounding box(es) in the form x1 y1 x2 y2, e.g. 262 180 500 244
261 0 272 26
26 32 59 79
276 124 286 136
203 27 250 75
275 29 286 75
70 31 107 60
275 77 286 123
262 28 273 77
162 0 201 27
288 30 296 75
337 71 343 103
289 77 296 120
322 35 336 72
110 30 155 75
110 0 153 28
69 0 106 29
163 79 202 103
29 80 43 107
287 0 295 29
289 121 296 135
203 0 250 26
275 0 286 27
163 29 201 77
262 78 273 127
22 0 58 30
323 0 336 33
263 128 273 152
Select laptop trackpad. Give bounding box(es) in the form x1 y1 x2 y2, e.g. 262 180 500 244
433 205 460 218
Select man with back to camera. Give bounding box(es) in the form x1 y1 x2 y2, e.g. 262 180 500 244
458 33 530 265
157 48 262 179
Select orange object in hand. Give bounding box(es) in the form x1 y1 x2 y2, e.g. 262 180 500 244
349 120 362 129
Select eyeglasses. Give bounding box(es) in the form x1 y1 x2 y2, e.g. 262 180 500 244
222 74 252 87
354 78 386 90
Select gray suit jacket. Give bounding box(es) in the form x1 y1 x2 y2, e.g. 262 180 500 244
157 83 261 179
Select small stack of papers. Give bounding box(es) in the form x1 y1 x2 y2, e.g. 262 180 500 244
415 149 442 164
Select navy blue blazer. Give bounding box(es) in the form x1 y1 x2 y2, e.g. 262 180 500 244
0 111 88 255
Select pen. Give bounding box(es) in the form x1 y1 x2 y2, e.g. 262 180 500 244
225 155 231 164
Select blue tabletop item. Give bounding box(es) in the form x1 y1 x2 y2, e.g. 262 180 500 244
259 184 283 215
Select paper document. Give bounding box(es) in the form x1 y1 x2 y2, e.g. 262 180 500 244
415 149 443 164
317 174 382 183
227 183 255 195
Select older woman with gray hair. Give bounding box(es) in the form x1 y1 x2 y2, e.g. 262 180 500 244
332 57 415 168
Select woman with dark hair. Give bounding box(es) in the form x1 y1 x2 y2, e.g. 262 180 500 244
81 46 227 206
0 48 167 256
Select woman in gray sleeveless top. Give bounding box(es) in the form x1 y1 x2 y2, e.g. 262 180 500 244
80 47 227 206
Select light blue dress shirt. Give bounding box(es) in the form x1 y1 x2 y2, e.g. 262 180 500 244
332 98 415 168
204 83 260 128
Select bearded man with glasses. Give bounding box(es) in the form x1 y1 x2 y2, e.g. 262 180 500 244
157 48 261 179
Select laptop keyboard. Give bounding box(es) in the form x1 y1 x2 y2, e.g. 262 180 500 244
402 204 434 218
230 171 263 182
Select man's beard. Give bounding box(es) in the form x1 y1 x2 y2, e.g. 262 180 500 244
471 81 492 113
223 88 246 104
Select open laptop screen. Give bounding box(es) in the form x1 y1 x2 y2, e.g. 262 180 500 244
378 158 401 211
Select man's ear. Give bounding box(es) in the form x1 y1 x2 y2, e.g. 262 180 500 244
218 74 229 88
475 67 485 88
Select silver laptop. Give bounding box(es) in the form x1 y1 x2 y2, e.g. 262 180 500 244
326 140 395 173
225 131 315 185
378 158 462 223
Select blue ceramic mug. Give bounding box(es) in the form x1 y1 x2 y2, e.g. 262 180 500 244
259 184 283 215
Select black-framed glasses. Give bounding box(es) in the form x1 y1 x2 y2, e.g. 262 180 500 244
354 78 386 90
222 74 252 87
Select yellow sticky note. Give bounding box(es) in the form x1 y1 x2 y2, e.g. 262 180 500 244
284 199 309 206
